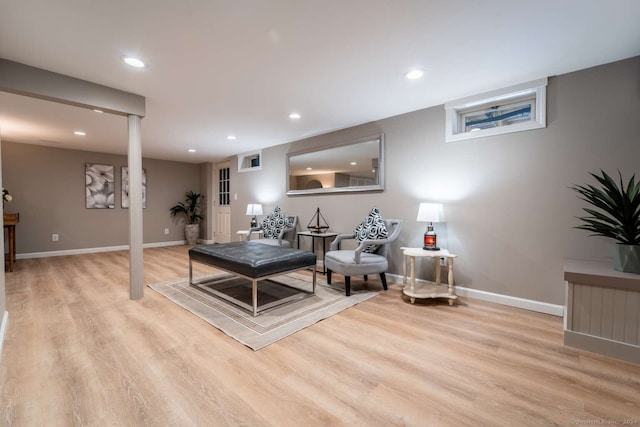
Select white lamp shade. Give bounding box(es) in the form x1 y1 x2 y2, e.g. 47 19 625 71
416 203 444 222
246 203 263 216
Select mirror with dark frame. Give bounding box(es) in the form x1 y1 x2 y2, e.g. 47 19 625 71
287 134 384 195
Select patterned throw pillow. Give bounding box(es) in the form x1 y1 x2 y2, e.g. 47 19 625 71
262 206 291 239
354 207 388 253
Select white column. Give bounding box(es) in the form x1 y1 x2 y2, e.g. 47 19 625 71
128 115 144 299
0 130 8 321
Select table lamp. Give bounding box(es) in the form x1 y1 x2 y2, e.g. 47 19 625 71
246 203 263 228
416 203 444 250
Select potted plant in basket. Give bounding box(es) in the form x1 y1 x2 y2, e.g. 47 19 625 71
170 191 204 245
570 170 640 273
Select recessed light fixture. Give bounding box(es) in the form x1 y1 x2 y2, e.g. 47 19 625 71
92 109 103 113
74 130 86 136
306 167 313 171
350 162 357 166
226 135 237 140
289 112 301 119
404 69 424 80
122 56 146 68
187 148 196 153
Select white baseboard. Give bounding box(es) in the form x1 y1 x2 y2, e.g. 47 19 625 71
16 240 187 259
0 311 8 365
455 285 564 317
388 274 564 317
198 239 215 244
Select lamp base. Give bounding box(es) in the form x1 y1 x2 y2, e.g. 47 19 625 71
423 226 439 250
250 217 258 228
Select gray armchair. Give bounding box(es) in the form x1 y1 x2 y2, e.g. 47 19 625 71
325 218 403 296
247 207 298 247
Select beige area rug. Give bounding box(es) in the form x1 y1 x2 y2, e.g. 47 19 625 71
148 271 377 350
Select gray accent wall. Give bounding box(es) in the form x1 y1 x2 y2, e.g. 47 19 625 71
230 56 640 306
0 134 5 321
2 141 201 253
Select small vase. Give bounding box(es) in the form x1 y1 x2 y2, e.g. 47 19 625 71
613 244 640 274
184 224 200 245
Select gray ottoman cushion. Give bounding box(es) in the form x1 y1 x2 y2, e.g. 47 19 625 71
189 241 316 278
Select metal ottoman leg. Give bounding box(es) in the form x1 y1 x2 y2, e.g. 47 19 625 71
252 278 258 317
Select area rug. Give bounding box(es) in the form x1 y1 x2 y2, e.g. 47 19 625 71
148 271 377 350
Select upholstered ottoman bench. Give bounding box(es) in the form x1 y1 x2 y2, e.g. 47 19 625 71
189 241 317 316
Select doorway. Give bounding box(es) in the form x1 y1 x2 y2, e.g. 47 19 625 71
214 161 231 243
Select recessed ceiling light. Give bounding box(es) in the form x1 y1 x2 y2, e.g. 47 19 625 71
289 112 301 119
122 56 146 68
350 162 357 166
306 167 313 171
404 69 424 80
226 135 237 140
187 148 196 153
92 109 103 113
74 130 86 136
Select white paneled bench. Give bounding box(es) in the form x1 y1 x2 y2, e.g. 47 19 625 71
564 259 640 364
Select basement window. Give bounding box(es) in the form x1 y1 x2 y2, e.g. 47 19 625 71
445 78 547 142
238 150 262 172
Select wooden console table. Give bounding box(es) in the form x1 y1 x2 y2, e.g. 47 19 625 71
4 213 19 272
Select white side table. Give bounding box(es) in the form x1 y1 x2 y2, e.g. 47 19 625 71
236 230 263 241
401 247 458 306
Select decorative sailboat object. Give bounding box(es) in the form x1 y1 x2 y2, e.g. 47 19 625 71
307 207 330 233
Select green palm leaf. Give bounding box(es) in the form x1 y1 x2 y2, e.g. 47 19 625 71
570 170 640 245
170 191 204 224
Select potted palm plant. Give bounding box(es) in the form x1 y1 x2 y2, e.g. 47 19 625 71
570 170 640 273
170 191 204 245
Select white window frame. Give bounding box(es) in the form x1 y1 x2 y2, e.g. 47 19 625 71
445 78 547 143
237 150 262 172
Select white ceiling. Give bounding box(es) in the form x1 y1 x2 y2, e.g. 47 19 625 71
1 0 639 164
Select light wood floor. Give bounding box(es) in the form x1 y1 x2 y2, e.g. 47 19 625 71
1 245 639 426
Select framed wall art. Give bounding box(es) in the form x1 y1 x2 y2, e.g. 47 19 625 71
121 166 147 208
85 163 115 209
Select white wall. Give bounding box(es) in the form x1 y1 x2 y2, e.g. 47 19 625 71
230 56 640 306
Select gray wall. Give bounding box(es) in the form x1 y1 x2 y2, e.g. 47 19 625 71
230 56 640 306
2 141 201 253
0 136 5 321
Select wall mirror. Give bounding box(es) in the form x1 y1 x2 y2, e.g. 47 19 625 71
287 134 384 195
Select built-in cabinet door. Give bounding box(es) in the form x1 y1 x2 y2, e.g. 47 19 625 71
214 161 231 243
